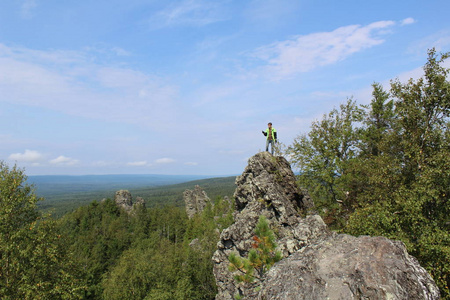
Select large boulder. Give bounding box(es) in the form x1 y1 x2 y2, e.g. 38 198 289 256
256 234 440 299
212 152 440 300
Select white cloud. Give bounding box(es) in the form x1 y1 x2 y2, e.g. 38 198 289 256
184 161 198 166
250 20 397 80
9 149 44 162
148 0 229 29
49 155 79 165
155 158 176 164
401 17 416 26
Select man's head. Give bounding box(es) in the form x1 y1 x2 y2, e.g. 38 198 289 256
268 122 272 128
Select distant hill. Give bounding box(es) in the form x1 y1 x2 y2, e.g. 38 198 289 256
29 174 237 217
130 176 237 206
28 174 212 195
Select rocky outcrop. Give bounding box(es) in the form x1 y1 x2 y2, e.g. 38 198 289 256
212 152 324 299
114 190 133 213
114 190 146 214
134 196 146 209
183 185 211 219
212 152 440 300
256 234 440 299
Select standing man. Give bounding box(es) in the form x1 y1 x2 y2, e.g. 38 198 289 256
262 122 277 155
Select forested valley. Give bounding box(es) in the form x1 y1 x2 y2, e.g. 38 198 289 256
0 49 449 299
1 161 235 299
35 176 236 217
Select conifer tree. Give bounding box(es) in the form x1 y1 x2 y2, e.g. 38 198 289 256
228 216 282 283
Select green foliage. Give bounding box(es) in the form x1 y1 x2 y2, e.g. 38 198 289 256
362 82 394 157
2 161 234 299
228 216 282 284
101 197 233 300
57 199 132 298
347 49 450 298
58 194 233 299
287 49 450 298
288 98 365 227
102 235 184 300
0 161 86 299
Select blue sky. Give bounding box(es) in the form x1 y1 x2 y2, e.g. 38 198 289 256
1 0 449 176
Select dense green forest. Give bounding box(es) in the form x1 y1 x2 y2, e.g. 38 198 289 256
57 197 234 299
1 161 234 299
37 176 236 217
1 49 448 299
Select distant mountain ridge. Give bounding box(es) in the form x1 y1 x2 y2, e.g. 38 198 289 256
28 174 215 196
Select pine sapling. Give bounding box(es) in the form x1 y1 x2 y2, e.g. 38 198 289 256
228 216 282 284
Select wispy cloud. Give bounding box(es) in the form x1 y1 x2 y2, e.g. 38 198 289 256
408 30 450 55
0 43 179 130
148 0 229 29
20 0 37 19
49 155 79 166
244 0 300 26
111 47 131 57
401 17 416 26
248 20 406 80
155 158 176 164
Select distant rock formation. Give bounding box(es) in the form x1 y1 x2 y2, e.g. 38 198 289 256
183 185 211 219
114 190 133 212
212 152 440 300
134 196 145 209
114 190 146 214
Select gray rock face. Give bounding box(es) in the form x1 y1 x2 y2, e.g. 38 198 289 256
114 190 146 214
212 152 440 300
213 152 325 299
134 196 146 209
114 190 133 213
256 234 440 300
183 185 211 219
